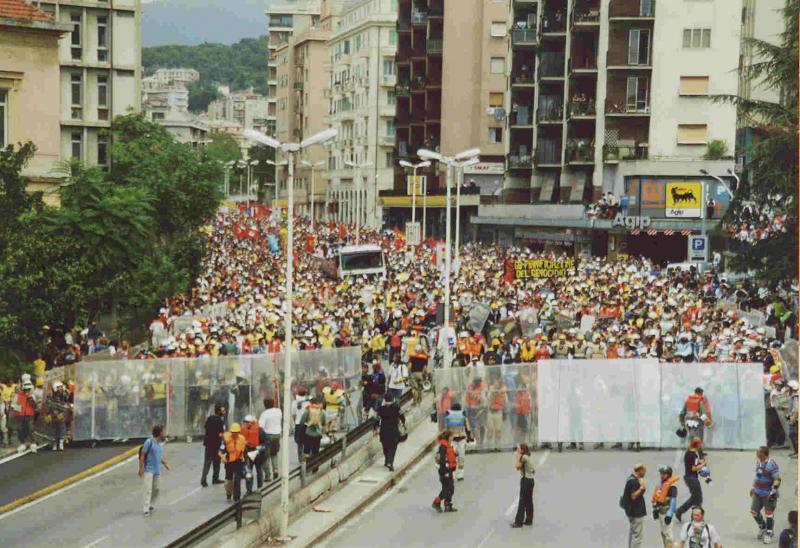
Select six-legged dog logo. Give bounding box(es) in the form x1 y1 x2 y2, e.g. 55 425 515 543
670 186 697 204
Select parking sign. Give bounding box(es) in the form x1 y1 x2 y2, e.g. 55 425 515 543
687 235 708 262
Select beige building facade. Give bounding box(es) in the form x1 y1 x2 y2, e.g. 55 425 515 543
0 0 71 205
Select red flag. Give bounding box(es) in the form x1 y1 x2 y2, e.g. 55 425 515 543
305 234 315 253
339 223 346 239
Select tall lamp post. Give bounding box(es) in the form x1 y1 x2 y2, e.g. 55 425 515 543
417 147 480 369
243 127 337 542
454 156 479 264
266 159 288 206
344 160 373 244
399 159 431 249
301 160 325 232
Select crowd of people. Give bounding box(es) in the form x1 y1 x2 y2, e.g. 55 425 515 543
725 202 792 246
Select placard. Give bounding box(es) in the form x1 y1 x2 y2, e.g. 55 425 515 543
514 258 575 279
666 181 702 218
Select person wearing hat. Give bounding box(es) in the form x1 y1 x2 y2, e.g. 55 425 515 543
11 377 38 453
219 422 247 502
47 381 71 451
652 465 679 548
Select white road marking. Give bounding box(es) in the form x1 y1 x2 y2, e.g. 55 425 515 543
0 455 138 522
0 444 49 465
80 535 108 548
168 486 202 506
505 496 519 517
476 526 496 548
537 449 551 467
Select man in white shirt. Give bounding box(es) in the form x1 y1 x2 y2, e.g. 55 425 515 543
258 398 282 481
679 506 722 548
387 354 408 402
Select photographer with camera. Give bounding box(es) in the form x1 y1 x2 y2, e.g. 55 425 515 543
678 506 722 548
510 443 535 529
444 402 471 481
387 353 408 401
750 445 782 544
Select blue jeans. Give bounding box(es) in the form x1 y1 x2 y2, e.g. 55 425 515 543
388 388 403 402
677 475 703 516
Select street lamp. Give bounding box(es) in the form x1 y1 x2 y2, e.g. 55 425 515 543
243 127 336 542
344 159 373 244
454 156 479 264
699 169 734 199
399 160 431 248
220 160 236 197
266 159 288 205
417 146 480 369
301 160 325 232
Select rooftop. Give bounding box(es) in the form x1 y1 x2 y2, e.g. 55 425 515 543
0 0 52 22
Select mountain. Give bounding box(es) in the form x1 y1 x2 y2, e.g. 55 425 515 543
142 0 276 47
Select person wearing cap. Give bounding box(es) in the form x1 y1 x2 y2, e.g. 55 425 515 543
621 463 648 548
241 414 267 491
11 378 37 453
139 424 170 516
652 465 679 548
219 422 247 502
201 404 226 487
47 381 70 451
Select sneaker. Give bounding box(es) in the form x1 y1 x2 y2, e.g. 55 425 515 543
30 445 37 454
431 502 442 513
143 511 151 517
16 444 24 453
757 527 766 541
763 530 773 544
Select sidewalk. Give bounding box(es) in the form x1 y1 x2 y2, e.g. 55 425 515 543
284 413 438 547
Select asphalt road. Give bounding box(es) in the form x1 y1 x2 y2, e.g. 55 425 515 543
320 447 799 548
0 439 304 548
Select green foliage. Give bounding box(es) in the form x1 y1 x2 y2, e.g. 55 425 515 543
187 80 222 113
205 132 242 164
142 35 269 101
0 113 222 368
703 139 728 160
246 145 276 201
713 0 798 285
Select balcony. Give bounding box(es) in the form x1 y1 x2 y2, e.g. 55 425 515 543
605 99 651 116
540 14 567 34
410 109 427 124
510 109 533 127
609 0 655 20
398 19 411 31
381 74 397 87
507 154 533 170
411 10 428 25
603 141 649 162
511 72 536 87
565 139 595 164
538 53 565 78
396 82 411 97
379 135 396 147
293 82 304 90
572 9 600 27
568 98 596 118
535 146 561 166
537 104 564 124
427 38 443 54
512 29 539 47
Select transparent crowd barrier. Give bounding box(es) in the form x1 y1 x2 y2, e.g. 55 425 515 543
66 348 362 441
434 360 766 451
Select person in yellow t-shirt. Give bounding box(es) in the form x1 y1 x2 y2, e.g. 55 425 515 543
33 356 46 377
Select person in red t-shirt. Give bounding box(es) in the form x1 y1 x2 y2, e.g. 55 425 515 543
12 379 37 453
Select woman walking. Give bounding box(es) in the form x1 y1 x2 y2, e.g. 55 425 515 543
374 393 405 471
510 443 535 528
676 436 707 522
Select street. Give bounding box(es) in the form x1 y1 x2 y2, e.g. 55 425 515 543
321 447 798 548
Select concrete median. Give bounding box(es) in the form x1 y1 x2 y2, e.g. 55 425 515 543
216 394 436 548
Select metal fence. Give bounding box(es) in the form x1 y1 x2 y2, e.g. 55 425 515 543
67 348 362 441
432 360 766 451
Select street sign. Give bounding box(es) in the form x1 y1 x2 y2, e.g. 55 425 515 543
406 175 425 196
405 221 421 246
687 234 708 262
666 181 703 218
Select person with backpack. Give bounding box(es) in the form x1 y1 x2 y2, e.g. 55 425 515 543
241 415 267 492
778 510 797 548
678 506 722 548
432 430 458 513
652 464 679 548
750 445 782 544
621 463 648 548
300 396 327 460
138 425 170 516
219 422 246 502
201 404 226 487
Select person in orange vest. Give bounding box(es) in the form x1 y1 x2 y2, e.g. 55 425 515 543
467 333 484 361
241 415 267 492
11 377 38 453
679 387 711 442
456 332 471 367
219 422 247 502
432 430 458 513
464 377 487 446
486 377 506 451
513 378 532 443
651 465 679 548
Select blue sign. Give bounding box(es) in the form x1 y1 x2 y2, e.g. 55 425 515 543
692 238 705 251
687 235 708 261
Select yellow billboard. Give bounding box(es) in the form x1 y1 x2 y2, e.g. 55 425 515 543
665 181 702 218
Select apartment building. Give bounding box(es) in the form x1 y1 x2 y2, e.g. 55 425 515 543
147 67 199 87
325 0 398 229
266 0 321 136
0 0 71 205
206 88 270 130
35 0 142 168
473 0 741 264
388 0 505 237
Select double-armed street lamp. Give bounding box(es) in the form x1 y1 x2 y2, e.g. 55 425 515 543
399 159 431 249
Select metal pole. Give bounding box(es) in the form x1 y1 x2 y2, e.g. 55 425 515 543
356 170 361 244
310 166 315 232
422 177 427 241
455 165 462 264
410 167 417 252
443 161 452 369
279 155 294 540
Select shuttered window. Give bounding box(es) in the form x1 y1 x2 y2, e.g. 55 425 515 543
679 76 709 96
677 124 708 144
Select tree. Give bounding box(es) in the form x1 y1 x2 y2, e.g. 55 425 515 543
714 0 798 285
205 132 242 164
0 143 41 255
187 80 222 113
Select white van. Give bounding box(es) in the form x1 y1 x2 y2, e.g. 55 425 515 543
337 244 386 278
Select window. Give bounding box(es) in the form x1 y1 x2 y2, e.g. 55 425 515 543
97 134 108 166
490 57 505 74
383 59 395 75
71 130 82 159
490 22 506 37
489 127 502 143
389 30 397 45
152 112 164 121
679 76 709 96
628 29 650 65
97 75 108 106
71 73 82 119
676 124 708 144
626 76 649 111
386 120 395 136
0 90 6 147
489 92 504 107
683 28 711 49
388 90 396 105
97 16 108 62
70 13 82 59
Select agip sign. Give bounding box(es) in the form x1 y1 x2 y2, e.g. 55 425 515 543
612 214 651 230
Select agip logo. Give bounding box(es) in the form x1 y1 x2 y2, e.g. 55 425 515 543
665 182 702 218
